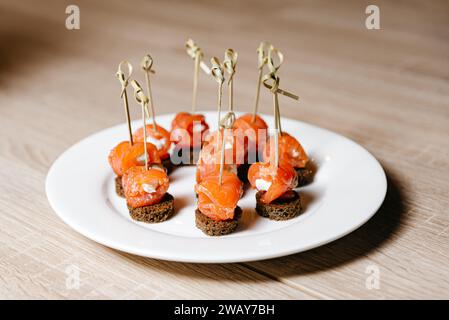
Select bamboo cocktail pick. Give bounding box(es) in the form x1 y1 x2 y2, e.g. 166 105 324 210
116 60 134 145
262 47 299 168
218 111 236 185
131 80 150 170
141 54 157 131
223 49 238 112
252 42 270 123
210 57 225 150
186 39 210 113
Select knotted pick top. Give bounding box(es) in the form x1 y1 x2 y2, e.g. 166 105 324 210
223 49 238 85
186 38 210 74
131 80 149 105
210 57 225 84
257 41 271 69
219 111 236 129
141 54 156 74
116 60 133 97
262 47 299 100
186 38 204 60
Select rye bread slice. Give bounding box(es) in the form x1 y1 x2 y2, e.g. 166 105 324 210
255 190 301 221
128 193 174 223
115 176 125 198
195 206 242 236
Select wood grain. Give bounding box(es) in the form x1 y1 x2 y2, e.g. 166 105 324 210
0 0 448 299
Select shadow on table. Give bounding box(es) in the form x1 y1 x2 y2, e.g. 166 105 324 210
115 165 407 283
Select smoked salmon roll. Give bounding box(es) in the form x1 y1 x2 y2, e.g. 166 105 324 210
195 129 244 184
194 171 243 236
171 112 209 165
122 165 174 223
108 141 161 197
263 132 313 186
232 113 269 181
248 161 302 220
132 124 173 172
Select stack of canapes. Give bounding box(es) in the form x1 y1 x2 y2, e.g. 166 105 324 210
108 57 174 223
246 45 308 221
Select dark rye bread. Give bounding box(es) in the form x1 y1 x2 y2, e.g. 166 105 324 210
115 176 125 198
128 193 174 223
296 167 313 187
195 206 242 236
255 190 302 221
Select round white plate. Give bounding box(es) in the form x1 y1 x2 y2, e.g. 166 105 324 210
46 111 386 263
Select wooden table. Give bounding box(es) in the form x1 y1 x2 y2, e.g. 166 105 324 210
1 0 448 299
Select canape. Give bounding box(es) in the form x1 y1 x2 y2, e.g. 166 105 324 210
171 112 209 165
194 171 243 236
133 124 173 172
122 165 174 223
263 132 312 186
248 161 301 220
108 141 161 197
233 113 268 181
195 129 243 183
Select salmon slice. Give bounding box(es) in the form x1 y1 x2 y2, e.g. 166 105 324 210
248 161 297 204
109 141 161 177
133 124 171 160
232 113 268 160
122 166 169 208
264 132 308 168
171 112 209 148
196 130 244 182
108 141 132 176
195 171 243 220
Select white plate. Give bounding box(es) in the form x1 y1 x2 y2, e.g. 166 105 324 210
46 111 386 263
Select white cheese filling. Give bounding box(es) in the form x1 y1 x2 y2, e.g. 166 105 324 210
142 183 157 194
255 179 271 191
291 149 300 158
136 153 146 164
146 136 166 150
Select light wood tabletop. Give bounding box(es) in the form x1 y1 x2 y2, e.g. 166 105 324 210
1 0 448 299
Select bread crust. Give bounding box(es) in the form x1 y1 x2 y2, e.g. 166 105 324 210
115 176 125 198
128 193 175 223
195 206 242 236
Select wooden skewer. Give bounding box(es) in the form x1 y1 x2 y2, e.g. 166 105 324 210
141 55 157 131
252 42 270 123
261 46 300 167
218 112 236 185
116 60 134 145
224 49 238 112
131 80 150 170
210 57 225 151
186 39 209 113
